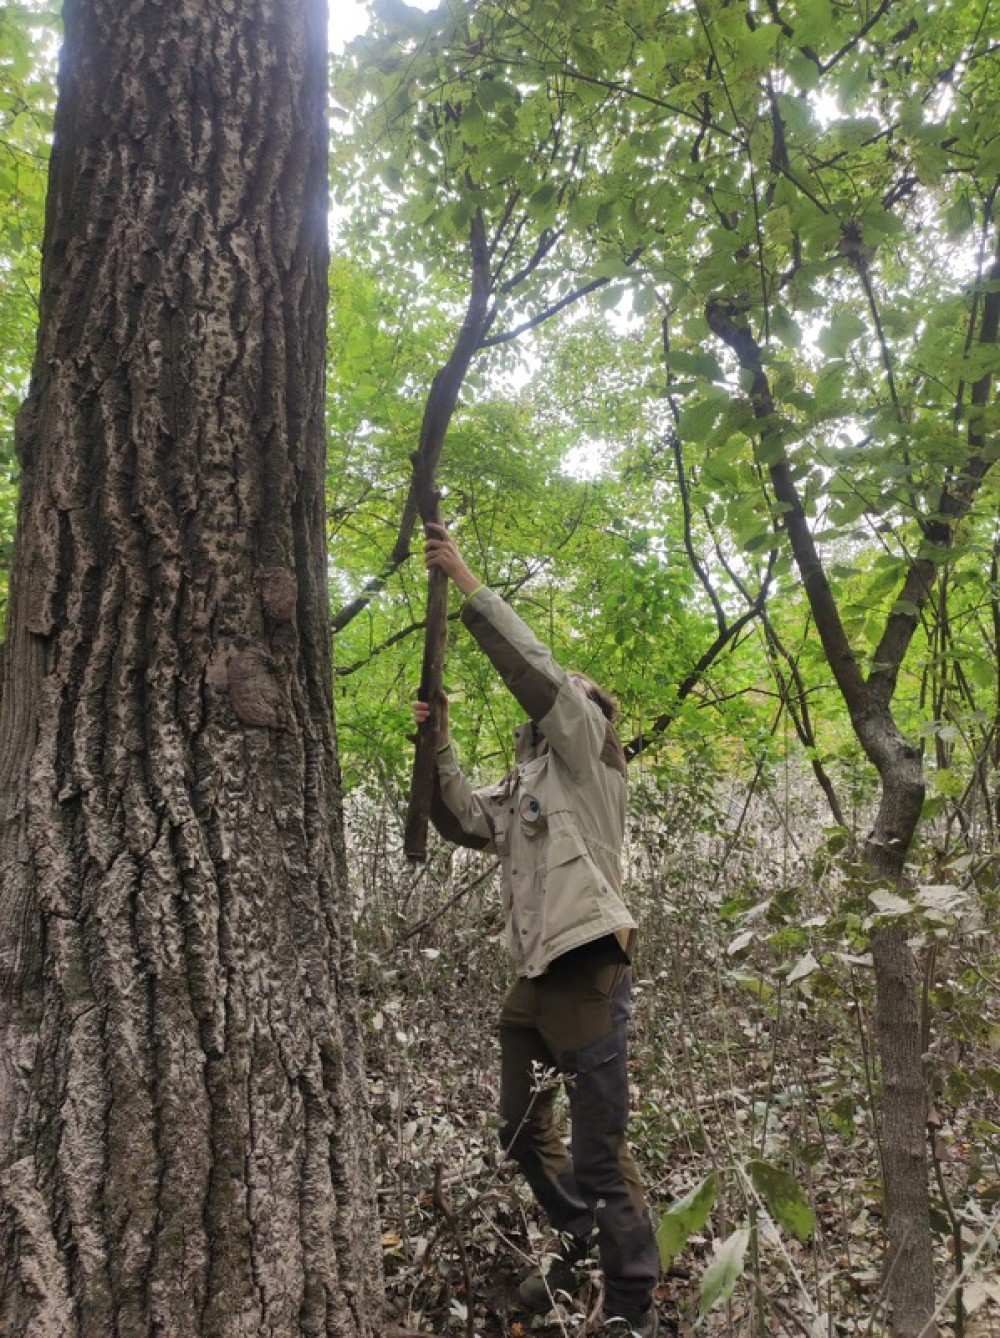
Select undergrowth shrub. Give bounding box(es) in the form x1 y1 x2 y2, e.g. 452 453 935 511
346 758 1000 1335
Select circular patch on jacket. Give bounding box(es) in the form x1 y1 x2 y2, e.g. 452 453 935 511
518 792 543 825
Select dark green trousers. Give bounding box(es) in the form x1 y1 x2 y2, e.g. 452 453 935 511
499 957 659 1319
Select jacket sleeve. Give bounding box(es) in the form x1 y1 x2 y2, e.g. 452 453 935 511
460 586 610 779
430 744 496 851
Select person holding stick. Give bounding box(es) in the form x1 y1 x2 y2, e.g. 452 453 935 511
412 523 660 1338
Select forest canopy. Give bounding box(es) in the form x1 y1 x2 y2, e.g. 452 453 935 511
0 0 998 1334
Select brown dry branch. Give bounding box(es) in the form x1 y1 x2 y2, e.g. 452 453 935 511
404 211 491 861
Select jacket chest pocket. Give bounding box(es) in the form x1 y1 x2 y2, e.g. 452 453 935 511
545 828 593 875
543 828 603 908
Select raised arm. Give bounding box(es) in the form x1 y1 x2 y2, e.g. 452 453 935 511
423 526 611 777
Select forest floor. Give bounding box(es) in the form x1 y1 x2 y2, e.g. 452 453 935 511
354 809 1000 1338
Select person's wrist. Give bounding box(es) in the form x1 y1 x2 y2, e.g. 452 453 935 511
453 566 481 597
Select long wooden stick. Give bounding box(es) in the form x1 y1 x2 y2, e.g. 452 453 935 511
403 212 490 861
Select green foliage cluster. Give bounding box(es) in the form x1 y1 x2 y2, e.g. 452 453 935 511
0 0 56 627
0 1 993 880
332 0 999 851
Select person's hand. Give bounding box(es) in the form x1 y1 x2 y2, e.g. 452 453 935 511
411 693 450 746
423 522 481 596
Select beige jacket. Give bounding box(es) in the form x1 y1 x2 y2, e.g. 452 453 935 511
431 586 637 978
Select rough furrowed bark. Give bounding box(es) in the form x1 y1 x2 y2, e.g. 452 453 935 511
0 2 382 1335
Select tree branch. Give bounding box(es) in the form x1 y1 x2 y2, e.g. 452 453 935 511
330 495 419 634
479 273 613 348
819 0 896 73
868 252 1000 709
405 211 492 861
497 51 742 143
761 610 849 830
335 568 543 679
705 297 870 717
659 307 728 631
705 255 999 741
624 597 768 760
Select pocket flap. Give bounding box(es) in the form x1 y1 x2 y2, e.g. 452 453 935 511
572 1027 621 1075
545 828 589 871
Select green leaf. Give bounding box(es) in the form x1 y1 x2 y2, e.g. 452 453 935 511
656 1173 716 1267
598 282 628 311
528 182 558 226
730 971 775 1002
838 58 871 109
770 305 802 348
748 1161 816 1241
830 1094 857 1137
459 97 484 142
668 349 724 380
678 393 726 443
964 652 997 690
742 526 776 553
860 208 906 241
699 1226 751 1317
477 77 516 110
794 0 833 45
818 312 868 358
787 52 822 90
740 24 781 71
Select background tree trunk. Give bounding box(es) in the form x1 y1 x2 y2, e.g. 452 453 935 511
706 297 947 1334
863 731 937 1338
0 1 383 1333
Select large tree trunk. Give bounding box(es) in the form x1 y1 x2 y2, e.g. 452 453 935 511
0 1 382 1334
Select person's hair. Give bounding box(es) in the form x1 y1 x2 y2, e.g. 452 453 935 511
568 672 619 723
